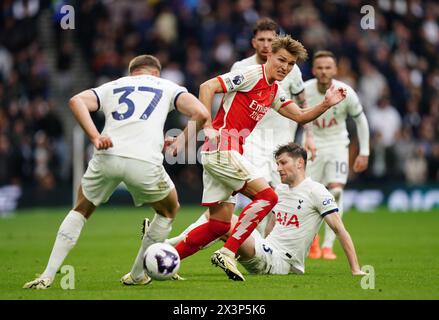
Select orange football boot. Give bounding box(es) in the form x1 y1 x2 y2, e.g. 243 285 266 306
308 235 322 259
322 247 337 260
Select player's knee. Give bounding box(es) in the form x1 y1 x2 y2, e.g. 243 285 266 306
208 219 231 237
173 201 181 215
254 187 278 208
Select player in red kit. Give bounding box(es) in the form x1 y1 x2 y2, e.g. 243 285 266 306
169 35 347 281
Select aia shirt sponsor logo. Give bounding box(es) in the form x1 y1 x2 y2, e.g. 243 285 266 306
275 211 299 228
313 117 338 128
232 74 244 85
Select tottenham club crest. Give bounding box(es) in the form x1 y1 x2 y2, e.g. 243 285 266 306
232 74 244 85
297 199 304 210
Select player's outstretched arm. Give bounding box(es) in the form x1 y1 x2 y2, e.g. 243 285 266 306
295 92 317 161
69 90 113 150
277 85 347 125
323 213 365 275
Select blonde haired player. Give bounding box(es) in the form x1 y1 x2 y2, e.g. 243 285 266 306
166 18 314 249
233 18 316 219
23 55 209 289
304 51 370 260
168 35 347 281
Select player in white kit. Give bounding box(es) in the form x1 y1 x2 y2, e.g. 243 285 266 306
23 55 209 289
304 51 370 260
237 143 364 275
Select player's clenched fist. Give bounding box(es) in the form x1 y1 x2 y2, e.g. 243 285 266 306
92 135 113 150
323 84 347 108
164 135 178 156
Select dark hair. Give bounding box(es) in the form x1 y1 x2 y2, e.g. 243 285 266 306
274 142 307 164
128 54 162 74
272 35 308 61
253 17 278 36
312 50 337 64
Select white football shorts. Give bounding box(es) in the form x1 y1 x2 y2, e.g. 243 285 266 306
306 145 349 185
239 230 304 275
82 154 174 206
200 150 263 205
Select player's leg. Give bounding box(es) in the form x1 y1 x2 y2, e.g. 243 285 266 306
237 233 291 275
236 233 256 261
210 177 278 281
23 186 95 289
305 152 326 259
24 155 120 289
122 161 181 283
254 161 281 236
165 208 210 246
166 200 238 247
221 177 278 256
321 146 348 259
322 182 345 260
126 187 180 283
174 153 238 261
175 202 234 259
235 193 252 212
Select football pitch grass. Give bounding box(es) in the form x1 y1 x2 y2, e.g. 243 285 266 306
0 206 438 300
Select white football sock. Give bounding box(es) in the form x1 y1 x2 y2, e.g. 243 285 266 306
40 210 87 280
165 212 208 246
322 187 344 249
130 213 173 280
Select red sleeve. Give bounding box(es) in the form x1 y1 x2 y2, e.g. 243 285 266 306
278 100 293 110
217 76 227 92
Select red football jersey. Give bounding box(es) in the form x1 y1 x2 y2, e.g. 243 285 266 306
203 64 293 154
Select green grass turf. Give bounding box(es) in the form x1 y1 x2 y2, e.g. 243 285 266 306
0 205 438 300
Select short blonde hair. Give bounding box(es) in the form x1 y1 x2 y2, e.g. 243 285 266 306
272 35 308 61
128 55 162 74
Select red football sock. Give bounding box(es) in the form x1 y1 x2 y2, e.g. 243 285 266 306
224 188 278 254
175 218 230 260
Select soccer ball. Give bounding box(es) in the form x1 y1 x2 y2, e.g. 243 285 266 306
143 242 180 280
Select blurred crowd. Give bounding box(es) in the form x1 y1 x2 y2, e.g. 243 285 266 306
1 0 438 196
0 0 67 195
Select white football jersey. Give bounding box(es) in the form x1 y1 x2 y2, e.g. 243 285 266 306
231 54 304 159
267 178 338 273
304 78 363 150
92 75 187 164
